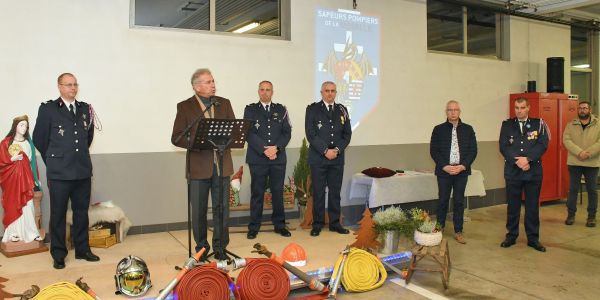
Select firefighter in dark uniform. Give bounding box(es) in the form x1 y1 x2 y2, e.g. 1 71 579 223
305 81 352 237
244 81 292 239
499 97 548 252
33 73 99 269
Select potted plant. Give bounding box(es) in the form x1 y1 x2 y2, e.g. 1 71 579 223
293 138 311 220
373 206 406 254
283 177 296 206
410 208 443 246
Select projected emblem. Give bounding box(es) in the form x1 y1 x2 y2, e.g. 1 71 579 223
315 8 380 130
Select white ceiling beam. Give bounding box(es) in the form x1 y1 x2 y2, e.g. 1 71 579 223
561 8 600 20
520 0 600 14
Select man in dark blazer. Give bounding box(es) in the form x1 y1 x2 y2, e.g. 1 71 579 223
430 100 477 244
33 73 99 269
305 81 352 237
244 81 292 239
499 97 548 252
171 68 235 261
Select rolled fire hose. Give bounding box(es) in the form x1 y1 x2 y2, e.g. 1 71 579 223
156 248 206 300
174 264 239 300
236 258 290 300
32 282 94 300
252 243 327 293
332 247 387 293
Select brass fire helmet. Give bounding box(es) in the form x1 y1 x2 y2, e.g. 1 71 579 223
114 255 152 297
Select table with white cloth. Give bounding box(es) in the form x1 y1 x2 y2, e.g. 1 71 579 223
349 170 486 208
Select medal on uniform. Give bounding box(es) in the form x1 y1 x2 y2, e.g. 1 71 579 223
509 136 514 144
83 114 87 120
58 128 64 136
341 115 345 125
255 121 260 129
83 121 88 128
317 121 322 130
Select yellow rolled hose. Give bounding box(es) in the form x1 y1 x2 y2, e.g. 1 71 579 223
332 247 387 293
32 282 94 300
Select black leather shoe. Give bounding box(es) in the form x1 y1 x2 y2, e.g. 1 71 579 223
310 228 321 236
527 241 546 252
500 238 516 248
247 230 258 239
565 215 575 225
53 258 65 269
274 228 292 237
329 226 350 234
75 252 100 262
586 218 596 227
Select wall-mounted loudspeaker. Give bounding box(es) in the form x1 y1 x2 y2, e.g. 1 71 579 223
547 57 564 93
527 80 536 93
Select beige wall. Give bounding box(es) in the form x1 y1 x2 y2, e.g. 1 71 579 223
0 1 571 231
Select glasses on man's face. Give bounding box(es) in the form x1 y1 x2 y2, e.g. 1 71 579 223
60 83 79 88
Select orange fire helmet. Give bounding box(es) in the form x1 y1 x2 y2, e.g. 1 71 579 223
281 242 307 267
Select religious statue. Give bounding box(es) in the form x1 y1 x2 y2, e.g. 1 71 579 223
1 115 46 256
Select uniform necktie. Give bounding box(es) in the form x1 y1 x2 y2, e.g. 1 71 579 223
520 121 526 134
265 104 270 113
328 104 333 119
69 104 75 118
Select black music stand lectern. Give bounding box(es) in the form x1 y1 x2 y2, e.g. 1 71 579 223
193 118 251 261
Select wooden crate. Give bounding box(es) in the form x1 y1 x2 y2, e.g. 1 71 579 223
89 228 111 239
90 234 117 248
67 221 121 249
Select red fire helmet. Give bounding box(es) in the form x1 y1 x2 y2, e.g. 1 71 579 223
281 242 307 267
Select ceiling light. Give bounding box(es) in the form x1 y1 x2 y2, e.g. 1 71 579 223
573 64 590 68
233 22 260 33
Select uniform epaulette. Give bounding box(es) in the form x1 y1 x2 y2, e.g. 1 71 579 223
43 100 53 104
308 102 318 108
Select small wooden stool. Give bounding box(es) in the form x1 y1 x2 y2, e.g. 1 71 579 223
405 238 451 289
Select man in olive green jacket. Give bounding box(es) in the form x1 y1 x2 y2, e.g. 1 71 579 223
563 101 600 227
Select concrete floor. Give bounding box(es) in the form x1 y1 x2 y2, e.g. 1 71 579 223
1 197 599 300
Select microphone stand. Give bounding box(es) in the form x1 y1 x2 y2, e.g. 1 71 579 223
206 136 240 261
174 99 216 261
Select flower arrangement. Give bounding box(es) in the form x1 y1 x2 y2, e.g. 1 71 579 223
229 166 243 207
418 220 442 233
410 208 443 246
284 176 297 193
282 177 296 205
373 207 407 233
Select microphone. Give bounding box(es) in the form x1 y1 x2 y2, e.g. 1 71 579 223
210 96 221 107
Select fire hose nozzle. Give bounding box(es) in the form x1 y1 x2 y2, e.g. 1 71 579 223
215 260 229 271
232 258 247 270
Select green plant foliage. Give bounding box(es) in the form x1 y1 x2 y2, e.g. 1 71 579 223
373 207 415 238
292 138 310 201
418 220 438 233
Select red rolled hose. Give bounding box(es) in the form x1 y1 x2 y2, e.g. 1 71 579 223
174 264 239 300
237 258 290 300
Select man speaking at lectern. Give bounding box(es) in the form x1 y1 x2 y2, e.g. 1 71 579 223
171 68 236 261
